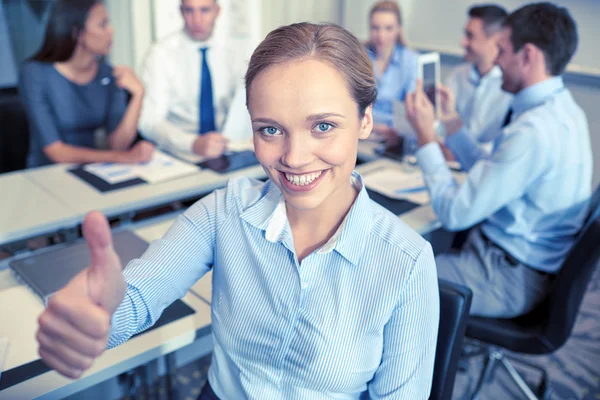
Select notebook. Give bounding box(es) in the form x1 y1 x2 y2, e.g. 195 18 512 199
9 230 149 302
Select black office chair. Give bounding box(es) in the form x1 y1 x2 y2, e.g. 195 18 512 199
0 87 29 173
465 185 600 400
359 280 472 400
430 280 473 400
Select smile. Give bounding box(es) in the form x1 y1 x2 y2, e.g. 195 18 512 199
284 171 323 186
278 169 328 193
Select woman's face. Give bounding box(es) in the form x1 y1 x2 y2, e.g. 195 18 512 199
369 11 401 53
79 3 114 56
249 58 373 214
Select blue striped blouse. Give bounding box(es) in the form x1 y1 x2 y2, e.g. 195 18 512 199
108 173 439 399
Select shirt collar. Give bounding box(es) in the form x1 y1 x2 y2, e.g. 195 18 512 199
468 64 502 85
512 76 564 116
180 29 214 50
240 172 373 266
389 44 404 65
240 180 283 233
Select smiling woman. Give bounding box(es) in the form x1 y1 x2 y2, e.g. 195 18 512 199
34 22 440 400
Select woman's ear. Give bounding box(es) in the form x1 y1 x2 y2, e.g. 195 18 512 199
359 105 374 140
72 27 83 45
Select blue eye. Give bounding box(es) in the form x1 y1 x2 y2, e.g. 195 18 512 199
260 126 281 136
316 123 333 133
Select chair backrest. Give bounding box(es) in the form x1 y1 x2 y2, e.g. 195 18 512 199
0 87 29 173
430 279 473 400
541 185 600 350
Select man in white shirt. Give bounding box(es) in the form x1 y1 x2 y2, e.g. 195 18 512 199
443 5 512 146
139 0 248 158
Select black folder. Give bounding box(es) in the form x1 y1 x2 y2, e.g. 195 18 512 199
9 230 149 301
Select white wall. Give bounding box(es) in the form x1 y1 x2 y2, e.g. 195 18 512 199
107 0 262 72
343 0 600 76
104 0 138 69
262 0 343 37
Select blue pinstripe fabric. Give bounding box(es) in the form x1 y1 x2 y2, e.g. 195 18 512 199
108 172 439 399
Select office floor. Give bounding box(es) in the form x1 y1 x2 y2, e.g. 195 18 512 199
451 265 600 400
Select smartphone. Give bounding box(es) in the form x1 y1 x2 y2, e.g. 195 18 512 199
417 52 441 119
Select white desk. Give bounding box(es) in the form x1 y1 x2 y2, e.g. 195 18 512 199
24 164 266 222
0 215 214 399
354 158 441 234
0 289 210 400
0 171 80 246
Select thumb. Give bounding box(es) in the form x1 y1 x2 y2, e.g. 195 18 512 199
415 78 423 93
437 84 448 97
83 211 119 273
82 212 125 310
405 93 414 117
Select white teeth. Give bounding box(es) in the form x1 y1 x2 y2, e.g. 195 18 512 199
284 171 323 186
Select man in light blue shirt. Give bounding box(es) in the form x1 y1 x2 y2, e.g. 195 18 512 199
406 3 592 317
444 5 512 147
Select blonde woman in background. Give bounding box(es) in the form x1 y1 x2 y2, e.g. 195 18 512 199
366 1 418 143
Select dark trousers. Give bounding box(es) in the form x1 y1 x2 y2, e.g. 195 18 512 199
197 380 220 400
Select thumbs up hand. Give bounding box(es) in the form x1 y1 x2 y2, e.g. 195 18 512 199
36 212 126 379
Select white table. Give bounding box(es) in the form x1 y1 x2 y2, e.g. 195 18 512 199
24 164 266 222
0 171 80 247
0 291 210 400
0 215 214 399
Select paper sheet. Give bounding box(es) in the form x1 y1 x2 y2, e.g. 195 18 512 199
135 150 199 183
83 162 139 184
83 150 200 185
363 166 430 205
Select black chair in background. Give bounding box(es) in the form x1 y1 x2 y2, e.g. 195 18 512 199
0 87 29 173
430 280 473 400
464 185 600 400
359 280 472 400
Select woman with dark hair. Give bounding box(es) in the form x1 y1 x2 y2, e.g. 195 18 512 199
367 1 418 143
35 22 439 399
20 0 153 167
